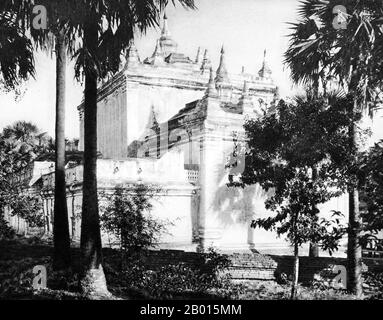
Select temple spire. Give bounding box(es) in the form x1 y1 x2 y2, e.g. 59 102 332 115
204 67 218 98
215 45 229 83
149 105 159 130
161 12 170 37
200 49 212 73
147 39 164 65
153 39 161 57
125 41 140 67
239 81 250 104
158 12 177 57
240 80 254 116
243 80 249 93
258 49 272 79
195 47 203 64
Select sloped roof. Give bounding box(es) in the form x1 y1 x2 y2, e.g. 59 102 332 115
165 53 193 64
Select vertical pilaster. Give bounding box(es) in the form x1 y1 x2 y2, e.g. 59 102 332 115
197 129 225 252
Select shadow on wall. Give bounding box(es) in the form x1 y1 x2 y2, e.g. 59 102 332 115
211 155 273 246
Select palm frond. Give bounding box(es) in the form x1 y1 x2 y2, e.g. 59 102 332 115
0 13 35 90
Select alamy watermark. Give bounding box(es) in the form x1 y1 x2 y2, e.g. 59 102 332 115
32 265 47 290
332 5 348 30
30 4 350 31
32 5 47 30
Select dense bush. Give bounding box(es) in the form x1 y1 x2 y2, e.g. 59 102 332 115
0 214 15 240
8 194 45 228
99 185 167 261
363 271 383 300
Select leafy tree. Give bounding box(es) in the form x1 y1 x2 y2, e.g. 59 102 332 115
99 185 166 268
0 214 15 240
0 121 53 176
359 141 383 235
237 96 361 298
6 192 45 229
0 122 53 237
284 0 383 296
251 173 346 299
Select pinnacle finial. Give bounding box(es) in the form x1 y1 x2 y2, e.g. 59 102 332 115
200 49 211 72
150 105 159 129
203 49 208 59
153 39 161 56
243 80 249 93
215 45 229 83
258 48 272 79
126 41 140 66
239 80 252 113
161 12 170 37
209 67 214 83
205 67 217 98
195 47 202 63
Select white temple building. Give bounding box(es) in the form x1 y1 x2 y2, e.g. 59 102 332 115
5 15 349 256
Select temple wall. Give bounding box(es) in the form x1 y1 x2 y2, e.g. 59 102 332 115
125 80 204 146
141 188 198 250
196 119 350 256
79 77 206 158
96 88 128 159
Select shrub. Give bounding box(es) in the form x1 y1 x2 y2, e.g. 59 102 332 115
100 185 168 264
9 194 45 228
363 271 383 300
203 247 230 275
0 214 15 240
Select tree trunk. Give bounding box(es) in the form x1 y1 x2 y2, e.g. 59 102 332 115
53 31 71 271
79 20 109 297
291 243 299 300
347 103 363 297
347 184 362 297
309 165 319 257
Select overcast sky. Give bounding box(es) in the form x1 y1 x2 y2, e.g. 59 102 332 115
0 0 382 142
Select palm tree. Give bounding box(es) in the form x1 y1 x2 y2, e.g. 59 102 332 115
284 0 383 297
28 4 74 272
73 0 196 296
0 12 35 90
8 0 196 296
0 121 53 174
52 30 71 271
1 0 73 271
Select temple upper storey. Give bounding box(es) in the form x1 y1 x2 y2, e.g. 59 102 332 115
81 14 278 104
77 14 279 159
121 14 277 91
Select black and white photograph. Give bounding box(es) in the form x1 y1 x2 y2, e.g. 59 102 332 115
0 0 383 310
